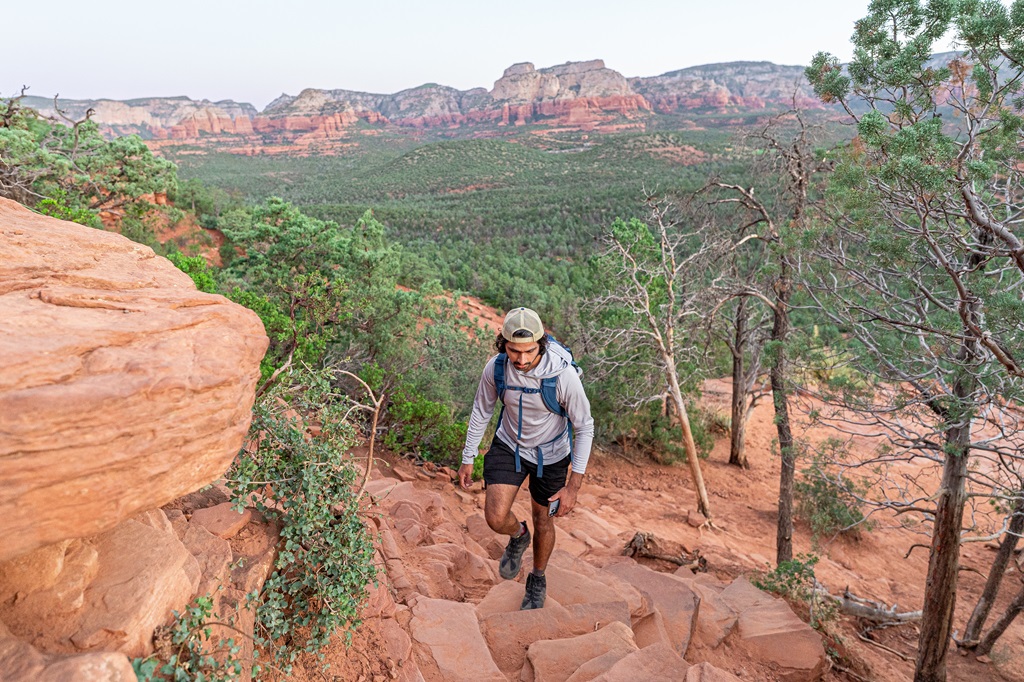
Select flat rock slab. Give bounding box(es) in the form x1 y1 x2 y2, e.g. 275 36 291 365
482 601 631 675
720 578 827 682
590 642 692 682
526 620 637 682
410 597 504 682
0 623 136 682
682 662 744 681
189 502 251 539
603 561 700 656
0 197 267 561
689 581 738 649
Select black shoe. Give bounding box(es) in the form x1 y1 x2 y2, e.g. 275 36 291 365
521 572 546 610
499 524 531 580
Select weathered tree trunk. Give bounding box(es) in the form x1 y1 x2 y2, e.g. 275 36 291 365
730 297 750 468
975 581 1024 656
914 372 975 682
962 496 1024 646
665 356 713 520
773 260 796 566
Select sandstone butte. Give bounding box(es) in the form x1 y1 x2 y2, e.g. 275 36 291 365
0 196 268 561
24 59 823 155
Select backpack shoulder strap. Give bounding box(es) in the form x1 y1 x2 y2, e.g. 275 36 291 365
493 353 507 403
540 377 566 417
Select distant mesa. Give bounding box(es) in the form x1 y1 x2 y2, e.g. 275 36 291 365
21 59 825 153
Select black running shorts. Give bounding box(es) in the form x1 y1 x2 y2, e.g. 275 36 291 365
482 437 570 506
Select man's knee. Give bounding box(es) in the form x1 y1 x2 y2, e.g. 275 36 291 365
485 506 508 532
484 490 516 532
531 504 555 532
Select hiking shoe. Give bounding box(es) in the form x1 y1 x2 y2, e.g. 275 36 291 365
499 524 531 580
520 572 546 610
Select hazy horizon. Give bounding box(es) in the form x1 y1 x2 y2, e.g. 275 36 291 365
8 0 958 110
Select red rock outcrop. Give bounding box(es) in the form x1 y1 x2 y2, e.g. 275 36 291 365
0 197 268 562
25 59 841 155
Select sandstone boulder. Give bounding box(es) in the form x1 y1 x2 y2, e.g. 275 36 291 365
719 578 828 682
524 620 637 682
0 517 200 657
189 502 252 539
0 619 136 682
603 561 700 656
481 601 631 675
0 198 267 561
410 597 505 681
590 642 693 682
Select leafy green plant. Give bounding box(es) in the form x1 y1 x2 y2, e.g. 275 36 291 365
383 383 468 465
753 554 836 629
168 253 217 293
132 595 241 682
795 442 872 543
34 190 102 227
226 365 376 675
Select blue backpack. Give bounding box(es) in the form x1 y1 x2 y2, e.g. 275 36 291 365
493 334 581 477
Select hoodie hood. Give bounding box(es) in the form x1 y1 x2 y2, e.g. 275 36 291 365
514 340 576 380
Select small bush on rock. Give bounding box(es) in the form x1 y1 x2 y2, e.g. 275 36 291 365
132 595 241 681
753 554 837 629
227 365 377 675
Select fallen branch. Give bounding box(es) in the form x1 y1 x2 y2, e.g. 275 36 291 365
817 587 923 624
337 370 383 504
623 532 707 571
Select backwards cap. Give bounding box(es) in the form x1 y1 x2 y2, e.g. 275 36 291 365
502 307 545 342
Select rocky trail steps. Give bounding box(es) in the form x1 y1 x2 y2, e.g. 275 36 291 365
312 459 829 682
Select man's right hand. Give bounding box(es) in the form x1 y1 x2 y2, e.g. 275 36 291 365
457 463 475 490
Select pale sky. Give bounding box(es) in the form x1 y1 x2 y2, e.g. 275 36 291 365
6 0 951 111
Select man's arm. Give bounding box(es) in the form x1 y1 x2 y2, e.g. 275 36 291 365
459 357 498 489
560 370 594 474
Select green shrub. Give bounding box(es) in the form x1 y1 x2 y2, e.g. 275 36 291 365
132 595 241 681
753 554 837 629
167 253 217 293
383 384 468 466
795 443 872 543
226 366 377 675
35 191 102 228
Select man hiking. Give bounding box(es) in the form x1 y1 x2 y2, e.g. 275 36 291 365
458 307 595 610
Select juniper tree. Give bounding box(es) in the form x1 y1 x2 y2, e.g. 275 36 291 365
807 1 1024 679
0 89 176 218
703 110 830 563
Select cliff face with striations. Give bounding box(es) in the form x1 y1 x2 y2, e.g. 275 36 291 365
24 59 828 153
631 61 820 112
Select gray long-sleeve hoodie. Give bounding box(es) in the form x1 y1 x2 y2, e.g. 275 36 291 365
461 342 595 474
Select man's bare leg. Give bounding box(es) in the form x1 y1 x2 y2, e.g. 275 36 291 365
485 483 524 536
530 498 556 572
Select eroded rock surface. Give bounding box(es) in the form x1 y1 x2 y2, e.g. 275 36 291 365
0 197 268 561
351 460 828 682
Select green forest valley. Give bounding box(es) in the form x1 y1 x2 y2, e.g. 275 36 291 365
3 2 1024 681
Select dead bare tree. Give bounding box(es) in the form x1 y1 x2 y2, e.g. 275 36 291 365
589 192 730 520
722 294 769 468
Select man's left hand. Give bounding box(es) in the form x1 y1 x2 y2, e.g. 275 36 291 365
548 471 585 517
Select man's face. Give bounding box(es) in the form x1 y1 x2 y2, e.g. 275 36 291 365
506 339 542 373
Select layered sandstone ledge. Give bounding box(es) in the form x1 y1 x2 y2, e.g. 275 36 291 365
0 197 268 561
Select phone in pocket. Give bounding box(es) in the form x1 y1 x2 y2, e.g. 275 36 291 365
548 499 560 517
